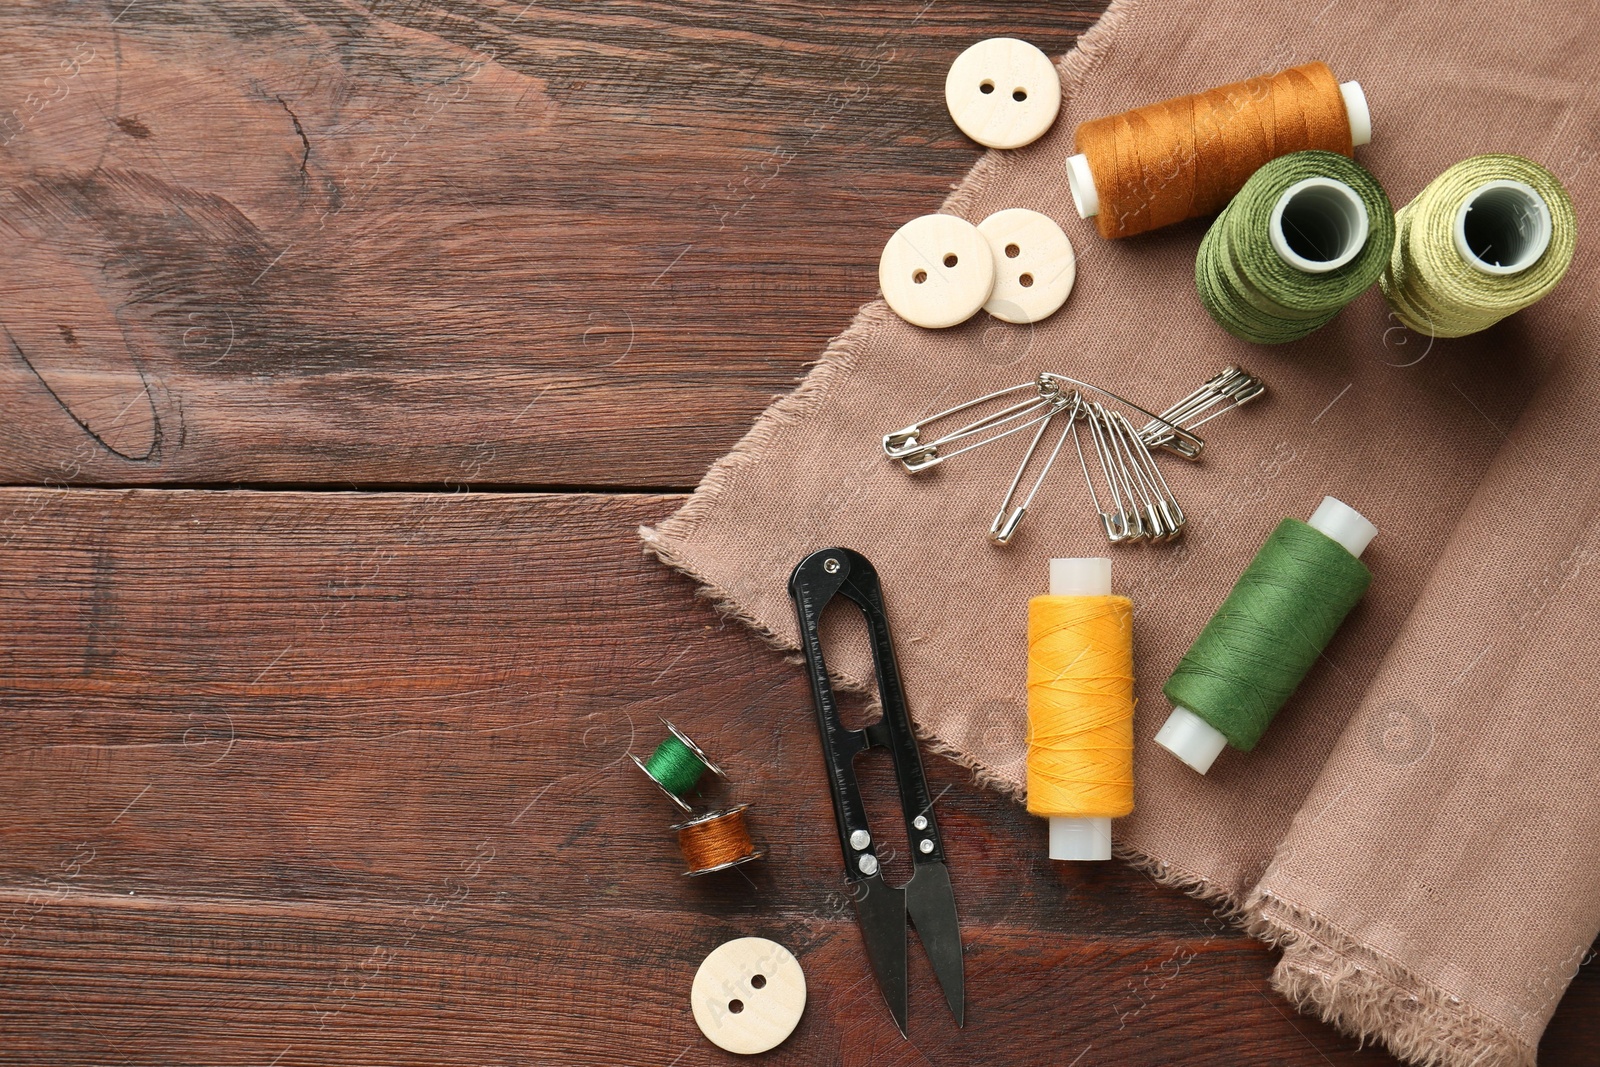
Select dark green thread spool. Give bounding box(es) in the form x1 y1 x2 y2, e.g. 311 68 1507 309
1196 150 1394 344
1156 498 1376 773
632 720 726 812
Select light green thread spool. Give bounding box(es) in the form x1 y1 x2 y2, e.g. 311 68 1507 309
1380 154 1576 338
631 720 726 812
1196 150 1395 344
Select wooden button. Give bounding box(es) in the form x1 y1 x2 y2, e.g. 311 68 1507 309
691 937 806 1055
944 38 1061 150
977 208 1075 324
878 213 995 329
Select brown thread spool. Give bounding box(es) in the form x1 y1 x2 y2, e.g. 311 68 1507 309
1064 62 1368 239
674 805 765 877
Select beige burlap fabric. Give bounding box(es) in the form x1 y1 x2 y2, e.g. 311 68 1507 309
642 3 1600 1063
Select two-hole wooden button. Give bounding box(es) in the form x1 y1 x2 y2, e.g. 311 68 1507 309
690 937 806 1055
878 213 995 329
945 38 1061 150
977 208 1076 324
880 209 1074 327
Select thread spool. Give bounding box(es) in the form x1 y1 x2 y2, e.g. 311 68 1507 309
632 719 727 813
1380 154 1576 338
675 806 765 876
1065 62 1370 239
1026 557 1134 861
1155 497 1376 774
1195 150 1394 343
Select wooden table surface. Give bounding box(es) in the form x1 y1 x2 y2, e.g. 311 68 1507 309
1 3 1594 1064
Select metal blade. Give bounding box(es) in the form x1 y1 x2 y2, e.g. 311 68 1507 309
904 862 965 1027
851 873 908 1037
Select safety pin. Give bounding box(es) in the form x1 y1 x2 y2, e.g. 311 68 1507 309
1106 407 1186 541
883 376 1073 472
1141 366 1265 448
990 392 1083 545
1076 402 1136 542
1040 373 1206 460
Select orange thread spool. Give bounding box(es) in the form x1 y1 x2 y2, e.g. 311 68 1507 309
1073 62 1355 239
675 806 764 876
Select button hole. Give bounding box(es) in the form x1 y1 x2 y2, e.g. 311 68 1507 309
1012 88 1027 102
751 974 766 989
942 253 958 267
1019 273 1034 288
1005 243 1020 258
729 999 744 1014
979 80 995 94
912 269 927 284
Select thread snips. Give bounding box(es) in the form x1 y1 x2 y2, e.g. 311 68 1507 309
788 548 964 1037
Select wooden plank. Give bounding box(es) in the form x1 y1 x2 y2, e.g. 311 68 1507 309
0 1 1103 489
1 487 1594 1063
0 899 1381 1067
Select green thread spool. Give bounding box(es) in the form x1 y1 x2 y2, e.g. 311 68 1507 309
1155 497 1376 774
632 720 726 812
1196 150 1395 344
1380 154 1576 338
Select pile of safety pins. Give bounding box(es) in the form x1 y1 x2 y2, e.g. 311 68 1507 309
882 367 1265 546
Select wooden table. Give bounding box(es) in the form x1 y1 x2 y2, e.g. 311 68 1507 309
1 3 1593 1063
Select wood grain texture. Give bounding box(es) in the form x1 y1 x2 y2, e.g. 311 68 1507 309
0 488 1593 1065
0 0 1098 489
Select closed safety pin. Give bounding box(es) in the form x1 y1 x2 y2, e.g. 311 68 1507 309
990 392 1083 545
883 375 1073 472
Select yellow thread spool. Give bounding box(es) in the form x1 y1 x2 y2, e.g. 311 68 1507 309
1026 558 1135 861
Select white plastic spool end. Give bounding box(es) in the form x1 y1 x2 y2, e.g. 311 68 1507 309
1049 816 1113 861
1049 556 1112 597
1045 557 1115 859
1153 705 1229 775
1269 177 1370 274
1339 81 1372 147
1065 153 1099 219
1308 496 1378 559
1453 180 1553 276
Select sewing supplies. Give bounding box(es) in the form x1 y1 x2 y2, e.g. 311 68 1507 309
1064 62 1372 239
879 208 1076 328
882 367 1264 544
976 208 1076 323
1027 558 1135 861
691 937 806 1054
879 213 996 328
788 548 964 1036
945 37 1061 150
631 719 727 812
1071 398 1187 544
1380 154 1577 338
1196 150 1395 343
675 805 765 876
631 720 765 874
1155 496 1376 774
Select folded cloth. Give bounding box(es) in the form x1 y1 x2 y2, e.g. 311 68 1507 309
642 3 1600 1063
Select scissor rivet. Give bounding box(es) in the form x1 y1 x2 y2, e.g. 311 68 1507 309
823 558 840 573
857 854 879 876
912 815 928 831
919 839 935 854
849 829 871 850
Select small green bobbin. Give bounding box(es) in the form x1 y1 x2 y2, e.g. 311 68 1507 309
631 719 727 813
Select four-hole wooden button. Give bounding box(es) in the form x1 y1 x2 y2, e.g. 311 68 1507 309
691 937 806 1055
878 213 995 328
977 208 1076 324
945 38 1061 150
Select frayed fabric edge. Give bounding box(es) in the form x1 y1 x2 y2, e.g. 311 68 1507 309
1251 893 1535 1067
